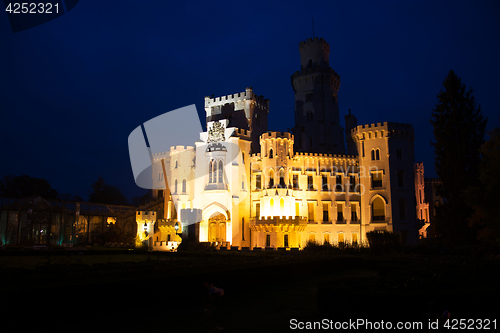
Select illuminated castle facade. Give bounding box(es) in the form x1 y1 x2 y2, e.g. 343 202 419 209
141 37 420 250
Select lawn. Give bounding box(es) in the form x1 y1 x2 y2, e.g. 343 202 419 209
1 248 499 332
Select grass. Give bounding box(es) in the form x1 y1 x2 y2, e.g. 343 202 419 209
1 247 499 331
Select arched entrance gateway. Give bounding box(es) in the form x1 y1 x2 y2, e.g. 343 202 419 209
208 212 226 243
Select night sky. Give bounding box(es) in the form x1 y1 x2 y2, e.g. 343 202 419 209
1 0 499 202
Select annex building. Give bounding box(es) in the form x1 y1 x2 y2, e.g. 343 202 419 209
138 37 421 251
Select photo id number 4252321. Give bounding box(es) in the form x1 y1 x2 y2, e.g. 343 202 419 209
444 319 496 330
6 3 59 14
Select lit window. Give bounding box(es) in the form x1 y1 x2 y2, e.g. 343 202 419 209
308 202 315 222
372 197 385 221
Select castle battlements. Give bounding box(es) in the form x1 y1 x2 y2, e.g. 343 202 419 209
204 87 269 111
260 131 294 140
351 121 414 140
169 145 195 153
136 210 156 221
251 215 308 224
299 37 328 47
234 128 251 138
295 152 357 159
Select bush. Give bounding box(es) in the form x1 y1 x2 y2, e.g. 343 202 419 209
177 239 216 253
366 231 401 251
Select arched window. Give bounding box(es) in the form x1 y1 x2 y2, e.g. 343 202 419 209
174 179 178 194
279 169 285 188
372 197 385 221
242 152 245 164
399 199 406 221
308 59 313 69
269 149 274 159
376 149 380 160
209 160 214 184
218 160 223 183
175 160 178 168
371 149 375 160
182 179 186 193
268 169 274 188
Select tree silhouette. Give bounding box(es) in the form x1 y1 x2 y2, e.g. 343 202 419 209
430 70 487 244
0 175 58 199
466 122 500 244
87 176 129 205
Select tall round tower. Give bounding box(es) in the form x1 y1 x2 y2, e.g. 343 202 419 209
291 37 345 155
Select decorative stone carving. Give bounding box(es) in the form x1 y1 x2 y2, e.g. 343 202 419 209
208 122 225 144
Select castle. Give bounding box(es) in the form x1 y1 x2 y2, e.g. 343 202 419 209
137 37 420 251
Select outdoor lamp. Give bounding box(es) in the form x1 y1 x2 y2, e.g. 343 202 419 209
174 222 179 233
143 222 147 231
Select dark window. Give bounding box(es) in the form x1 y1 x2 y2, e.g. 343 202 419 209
350 175 356 192
399 199 406 221
266 234 271 247
218 161 223 183
337 203 344 222
307 175 313 190
279 170 286 188
396 148 402 160
371 172 382 188
335 175 343 192
256 203 260 217
269 149 273 158
158 190 164 198
376 149 380 160
371 150 375 160
256 174 261 189
268 169 274 188
284 234 289 247
182 179 186 193
322 175 328 190
293 175 299 189
307 59 313 69
323 204 329 222
305 93 313 102
397 170 404 188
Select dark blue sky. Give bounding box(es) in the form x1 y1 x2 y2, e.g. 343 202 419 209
1 0 499 201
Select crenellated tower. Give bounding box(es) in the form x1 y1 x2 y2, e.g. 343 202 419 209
204 87 269 154
291 37 345 155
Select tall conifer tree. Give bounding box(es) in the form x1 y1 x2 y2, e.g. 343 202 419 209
430 70 486 244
